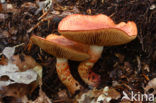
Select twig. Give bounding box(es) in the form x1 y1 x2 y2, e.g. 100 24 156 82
38 11 48 21
136 56 141 72
14 43 25 48
142 73 150 81
27 21 42 33
122 83 132 90
27 14 55 33
53 99 65 103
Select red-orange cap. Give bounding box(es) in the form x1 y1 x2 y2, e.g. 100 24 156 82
58 14 137 46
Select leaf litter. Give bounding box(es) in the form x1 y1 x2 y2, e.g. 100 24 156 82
0 0 156 103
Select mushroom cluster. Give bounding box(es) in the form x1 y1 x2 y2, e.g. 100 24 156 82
30 14 137 95
30 34 90 94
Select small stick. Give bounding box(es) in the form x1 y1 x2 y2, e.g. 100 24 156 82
136 56 141 72
27 14 54 33
14 43 25 48
27 21 42 33
122 83 132 90
53 99 65 103
38 11 48 21
142 73 150 81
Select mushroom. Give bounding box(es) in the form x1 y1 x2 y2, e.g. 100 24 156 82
58 14 138 87
30 34 90 94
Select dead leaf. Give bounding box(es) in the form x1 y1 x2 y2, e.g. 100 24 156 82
12 54 38 71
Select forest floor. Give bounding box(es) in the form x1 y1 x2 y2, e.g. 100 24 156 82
0 0 156 103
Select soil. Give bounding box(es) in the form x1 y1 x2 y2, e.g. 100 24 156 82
0 0 156 103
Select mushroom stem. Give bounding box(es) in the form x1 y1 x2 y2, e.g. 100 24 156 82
56 58 82 94
78 45 103 87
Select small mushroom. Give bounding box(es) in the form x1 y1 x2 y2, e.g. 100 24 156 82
30 34 90 94
58 14 138 87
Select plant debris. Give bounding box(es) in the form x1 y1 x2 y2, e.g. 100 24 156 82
0 46 43 102
0 0 155 103
74 87 121 103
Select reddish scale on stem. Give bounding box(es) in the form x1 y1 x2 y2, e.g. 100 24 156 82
56 59 81 94
78 45 103 87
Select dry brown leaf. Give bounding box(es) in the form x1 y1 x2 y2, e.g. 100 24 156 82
12 54 39 71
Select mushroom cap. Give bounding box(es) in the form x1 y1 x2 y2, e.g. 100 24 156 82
58 14 138 46
30 34 90 61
